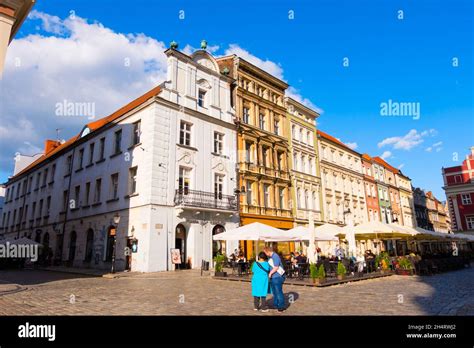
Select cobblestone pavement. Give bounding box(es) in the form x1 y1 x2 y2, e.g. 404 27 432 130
0 266 473 315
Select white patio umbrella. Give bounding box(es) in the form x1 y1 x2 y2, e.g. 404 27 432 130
264 225 339 242
212 222 283 241
414 228 456 240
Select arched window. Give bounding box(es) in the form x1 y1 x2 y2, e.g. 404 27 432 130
43 232 50 249
85 229 94 262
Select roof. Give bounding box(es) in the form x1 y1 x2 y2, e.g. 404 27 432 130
372 156 399 173
10 85 162 181
361 153 372 161
317 130 360 155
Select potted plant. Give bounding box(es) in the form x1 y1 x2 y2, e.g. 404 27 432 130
309 263 318 284
317 264 326 284
396 257 414 276
376 252 390 274
337 262 346 280
213 253 227 277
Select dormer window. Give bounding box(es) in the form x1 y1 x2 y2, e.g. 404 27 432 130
198 89 206 107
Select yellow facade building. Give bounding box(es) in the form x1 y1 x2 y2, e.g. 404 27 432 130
217 55 293 257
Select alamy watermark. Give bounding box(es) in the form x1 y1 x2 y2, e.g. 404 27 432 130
55 99 95 120
0 242 38 262
380 99 420 120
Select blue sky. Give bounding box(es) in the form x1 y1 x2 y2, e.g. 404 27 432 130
2 0 473 199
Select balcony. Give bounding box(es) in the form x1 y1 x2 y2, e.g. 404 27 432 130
174 189 237 211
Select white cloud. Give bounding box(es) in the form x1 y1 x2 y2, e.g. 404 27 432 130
421 129 438 137
398 163 405 169
345 142 358 150
378 129 437 150
380 151 392 160
1 10 169 175
436 147 442 152
425 141 442 152
425 147 432 152
433 141 443 147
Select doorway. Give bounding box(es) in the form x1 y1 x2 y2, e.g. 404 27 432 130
68 231 77 264
175 224 187 269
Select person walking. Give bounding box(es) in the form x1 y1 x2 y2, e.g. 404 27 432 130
264 246 286 312
251 251 271 312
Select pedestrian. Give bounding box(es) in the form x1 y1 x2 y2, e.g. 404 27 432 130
251 251 271 312
263 246 286 312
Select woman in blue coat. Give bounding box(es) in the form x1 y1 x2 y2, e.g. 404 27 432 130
251 251 271 312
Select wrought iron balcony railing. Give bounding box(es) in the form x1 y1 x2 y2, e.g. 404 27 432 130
174 189 237 211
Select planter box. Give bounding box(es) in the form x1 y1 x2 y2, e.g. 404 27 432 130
337 275 345 280
396 269 413 276
312 278 326 285
215 271 227 277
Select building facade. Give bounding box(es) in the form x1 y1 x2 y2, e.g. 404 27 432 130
373 157 402 225
372 160 392 223
396 171 416 228
318 130 367 226
442 147 474 234
1 46 239 272
361 154 381 222
286 97 323 228
413 187 433 231
217 55 293 257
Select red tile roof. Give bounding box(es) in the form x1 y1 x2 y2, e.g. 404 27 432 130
317 130 360 155
372 156 399 173
11 85 162 180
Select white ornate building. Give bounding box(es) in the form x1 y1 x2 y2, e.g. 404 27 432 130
0 46 239 272
317 130 367 226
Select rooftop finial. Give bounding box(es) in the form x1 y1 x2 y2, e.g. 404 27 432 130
170 41 178 49
201 39 207 50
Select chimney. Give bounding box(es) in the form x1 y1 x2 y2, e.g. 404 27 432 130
44 139 61 154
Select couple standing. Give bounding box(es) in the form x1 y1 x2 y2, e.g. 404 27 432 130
251 246 286 313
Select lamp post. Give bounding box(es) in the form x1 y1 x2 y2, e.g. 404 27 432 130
111 213 121 273
343 208 351 225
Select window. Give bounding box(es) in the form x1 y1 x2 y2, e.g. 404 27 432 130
179 121 192 146
292 125 296 139
461 194 472 205
242 107 249 124
178 167 191 194
77 148 84 169
42 168 48 186
63 190 68 212
279 187 285 209
259 113 265 130
94 179 102 203
66 155 72 175
262 147 269 167
297 188 302 209
214 174 224 199
245 141 252 163
28 177 33 192
198 90 206 107
35 172 41 189
263 184 270 207
213 132 223 154
49 164 55 183
88 143 95 165
307 131 311 144
299 129 303 143
110 173 119 200
274 120 279 135
132 120 141 145
312 191 318 211
129 167 137 195
453 175 462 183
114 129 122 154
85 182 91 205
31 203 36 221
466 216 474 230
277 152 284 171
46 196 51 216
305 190 310 209
246 181 252 206
74 186 81 208
99 138 105 160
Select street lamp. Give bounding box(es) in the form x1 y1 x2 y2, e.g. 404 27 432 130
343 208 351 224
111 213 121 273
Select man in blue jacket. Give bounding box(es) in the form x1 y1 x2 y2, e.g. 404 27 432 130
264 246 286 312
